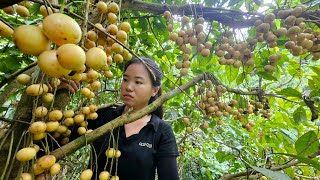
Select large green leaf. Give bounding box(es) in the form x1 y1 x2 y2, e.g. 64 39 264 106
293 106 307 124
275 88 302 98
215 152 235 163
276 153 320 170
250 166 291 180
226 66 239 83
295 131 319 156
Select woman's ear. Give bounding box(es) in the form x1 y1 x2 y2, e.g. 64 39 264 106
152 87 160 97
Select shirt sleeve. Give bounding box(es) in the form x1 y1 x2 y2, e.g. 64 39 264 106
157 156 179 180
156 121 179 157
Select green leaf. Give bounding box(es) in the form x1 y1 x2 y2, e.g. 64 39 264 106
295 131 319 156
276 88 302 98
256 72 277 81
226 66 239 83
293 106 307 124
276 153 320 170
236 74 245 85
310 66 320 77
215 152 235 163
250 166 291 180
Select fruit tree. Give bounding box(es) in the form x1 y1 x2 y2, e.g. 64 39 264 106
0 0 320 179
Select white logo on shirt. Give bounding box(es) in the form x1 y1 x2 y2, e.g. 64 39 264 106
139 142 152 148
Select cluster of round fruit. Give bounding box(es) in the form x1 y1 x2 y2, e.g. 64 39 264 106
214 32 257 68
79 147 121 180
254 5 320 61
194 80 272 131
16 146 61 178
2 1 31 17
84 1 132 65
163 11 212 76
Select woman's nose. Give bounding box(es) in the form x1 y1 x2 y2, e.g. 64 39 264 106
125 82 133 91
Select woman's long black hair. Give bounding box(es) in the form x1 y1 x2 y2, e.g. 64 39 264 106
123 57 164 118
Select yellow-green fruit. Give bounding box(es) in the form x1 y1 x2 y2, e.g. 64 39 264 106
37 155 56 169
48 110 63 121
105 148 116 158
96 1 108 13
46 121 60 132
80 169 93 180
26 84 44 96
108 2 119 13
29 121 47 134
42 93 54 103
37 50 71 78
16 5 29 17
56 44 86 70
33 132 47 140
0 21 14 36
50 163 61 175
20 173 32 180
16 147 36 162
99 171 110 180
42 13 82 46
119 22 131 32
3 6 15 15
16 74 31 85
85 47 107 70
39 5 53 17
13 25 50 56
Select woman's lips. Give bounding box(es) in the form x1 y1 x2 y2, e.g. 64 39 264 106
123 94 133 100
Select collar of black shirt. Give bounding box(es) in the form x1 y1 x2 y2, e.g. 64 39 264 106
111 105 160 132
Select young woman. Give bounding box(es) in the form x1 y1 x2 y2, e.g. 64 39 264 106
86 57 179 180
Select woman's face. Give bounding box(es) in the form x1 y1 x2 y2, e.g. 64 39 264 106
121 63 159 111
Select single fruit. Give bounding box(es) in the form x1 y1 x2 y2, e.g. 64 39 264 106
107 24 118 35
96 1 108 13
33 164 44 175
163 11 171 20
3 6 15 15
107 12 118 24
116 30 127 43
39 5 53 17
86 47 107 70
37 155 56 169
0 21 14 36
16 74 31 85
16 147 36 162
56 125 68 134
56 44 86 71
33 132 47 140
37 50 71 78
50 163 61 175
63 109 74 118
46 121 60 132
77 126 87 135
29 121 47 134
108 2 119 13
119 22 131 32
13 25 50 56
80 169 93 180
42 93 54 103
186 127 193 133
26 84 44 96
105 148 116 158
99 171 110 180
48 110 63 121
20 173 32 180
42 13 82 46
16 5 29 17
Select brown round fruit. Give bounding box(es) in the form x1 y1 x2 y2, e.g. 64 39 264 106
108 2 119 13
42 13 82 46
163 11 171 20
96 1 108 13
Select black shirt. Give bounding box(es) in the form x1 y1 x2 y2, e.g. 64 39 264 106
87 105 179 180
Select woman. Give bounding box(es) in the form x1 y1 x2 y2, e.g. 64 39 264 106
87 57 179 180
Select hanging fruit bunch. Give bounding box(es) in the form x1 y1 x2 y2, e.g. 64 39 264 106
164 11 212 76
0 0 132 178
193 79 271 132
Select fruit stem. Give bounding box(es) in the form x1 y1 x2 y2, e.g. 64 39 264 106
81 0 90 47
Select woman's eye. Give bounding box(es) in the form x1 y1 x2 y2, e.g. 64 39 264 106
136 81 142 84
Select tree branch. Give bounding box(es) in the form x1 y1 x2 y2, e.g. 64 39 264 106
51 72 207 160
219 150 320 180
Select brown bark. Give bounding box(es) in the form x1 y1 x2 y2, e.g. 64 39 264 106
1 0 319 28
